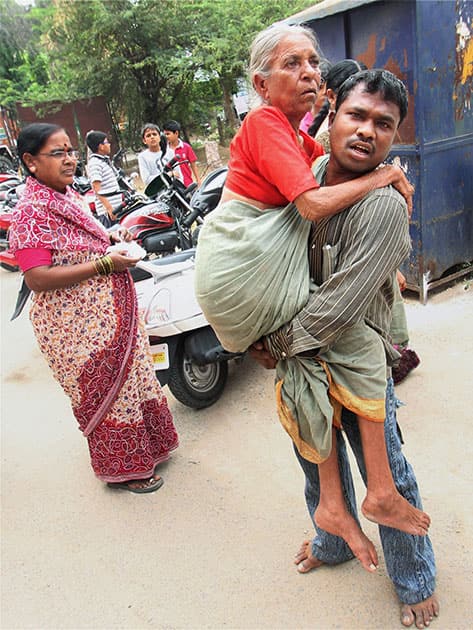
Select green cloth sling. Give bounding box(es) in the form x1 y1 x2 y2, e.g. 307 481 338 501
194 159 386 463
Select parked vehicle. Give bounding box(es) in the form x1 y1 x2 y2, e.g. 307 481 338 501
0 146 17 173
133 249 242 409
0 174 24 271
116 158 227 258
11 246 241 408
0 211 19 271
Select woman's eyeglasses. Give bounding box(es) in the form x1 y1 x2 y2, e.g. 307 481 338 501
38 149 80 160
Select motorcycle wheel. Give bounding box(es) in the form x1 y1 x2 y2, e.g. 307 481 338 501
167 342 228 409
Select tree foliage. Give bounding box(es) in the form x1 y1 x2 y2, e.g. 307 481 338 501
0 0 318 144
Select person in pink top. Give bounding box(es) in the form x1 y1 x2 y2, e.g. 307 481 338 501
163 120 202 188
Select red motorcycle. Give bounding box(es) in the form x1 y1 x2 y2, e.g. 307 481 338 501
116 158 226 259
0 173 23 271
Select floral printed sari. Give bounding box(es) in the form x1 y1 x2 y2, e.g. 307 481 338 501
10 178 178 481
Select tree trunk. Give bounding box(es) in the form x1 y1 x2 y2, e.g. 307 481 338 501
220 77 239 139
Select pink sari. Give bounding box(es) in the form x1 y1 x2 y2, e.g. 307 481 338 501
10 178 178 481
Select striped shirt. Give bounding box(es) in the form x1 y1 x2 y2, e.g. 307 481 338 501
86 154 122 217
267 173 411 366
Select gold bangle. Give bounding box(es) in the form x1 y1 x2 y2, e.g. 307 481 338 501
94 257 107 276
94 255 115 276
103 255 114 274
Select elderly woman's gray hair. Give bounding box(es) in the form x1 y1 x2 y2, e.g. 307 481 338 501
249 23 320 83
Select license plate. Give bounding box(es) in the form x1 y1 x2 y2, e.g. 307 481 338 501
150 343 169 370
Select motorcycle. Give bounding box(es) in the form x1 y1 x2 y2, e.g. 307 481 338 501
11 247 242 409
0 174 24 271
0 211 19 271
133 248 241 409
115 156 227 258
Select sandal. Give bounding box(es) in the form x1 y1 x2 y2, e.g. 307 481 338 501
107 476 164 494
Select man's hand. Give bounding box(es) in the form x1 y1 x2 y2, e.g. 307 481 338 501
248 339 277 370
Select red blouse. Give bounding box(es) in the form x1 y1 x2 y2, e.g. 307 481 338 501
16 247 52 272
225 105 324 206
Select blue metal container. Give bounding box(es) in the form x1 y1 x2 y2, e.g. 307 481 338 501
284 0 473 301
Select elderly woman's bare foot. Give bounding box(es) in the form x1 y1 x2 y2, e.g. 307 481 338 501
401 594 439 628
294 540 324 573
314 505 378 572
362 493 430 536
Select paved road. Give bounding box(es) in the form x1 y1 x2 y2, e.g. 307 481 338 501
1 269 472 629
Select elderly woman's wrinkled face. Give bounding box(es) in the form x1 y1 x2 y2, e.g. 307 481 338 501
254 34 321 130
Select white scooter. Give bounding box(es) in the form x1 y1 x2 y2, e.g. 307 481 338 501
11 245 239 409
132 249 242 409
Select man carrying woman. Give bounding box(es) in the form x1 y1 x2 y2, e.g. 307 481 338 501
195 24 438 628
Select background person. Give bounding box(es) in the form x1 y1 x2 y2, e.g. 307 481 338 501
85 130 122 228
137 123 175 187
9 123 179 493
299 58 332 134
163 120 202 188
307 58 367 150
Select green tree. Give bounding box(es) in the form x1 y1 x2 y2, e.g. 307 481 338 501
187 0 317 140
1 0 319 145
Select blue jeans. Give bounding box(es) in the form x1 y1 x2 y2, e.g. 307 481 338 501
294 378 436 605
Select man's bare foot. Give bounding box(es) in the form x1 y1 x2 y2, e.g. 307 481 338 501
401 594 439 628
314 505 378 572
294 540 324 573
362 492 430 536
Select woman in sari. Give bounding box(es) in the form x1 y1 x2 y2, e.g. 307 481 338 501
9 123 178 493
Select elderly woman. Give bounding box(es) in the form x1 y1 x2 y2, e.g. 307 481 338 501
9 123 178 493
195 24 428 572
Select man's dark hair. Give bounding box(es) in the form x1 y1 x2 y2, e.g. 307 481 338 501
86 130 107 152
336 69 408 124
308 59 367 137
163 120 181 133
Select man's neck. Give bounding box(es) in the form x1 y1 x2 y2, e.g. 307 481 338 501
325 159 371 187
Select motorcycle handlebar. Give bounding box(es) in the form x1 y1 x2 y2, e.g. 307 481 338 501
164 156 190 171
182 207 201 228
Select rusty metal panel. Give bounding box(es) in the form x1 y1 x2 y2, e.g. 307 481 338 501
347 1 417 144
284 0 473 296
303 13 348 62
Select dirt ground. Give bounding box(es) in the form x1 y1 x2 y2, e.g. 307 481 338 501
1 269 472 630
